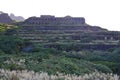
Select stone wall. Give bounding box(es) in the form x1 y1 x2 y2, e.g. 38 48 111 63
24 15 85 25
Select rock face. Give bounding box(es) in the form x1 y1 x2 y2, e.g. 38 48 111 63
0 13 13 24
10 13 24 22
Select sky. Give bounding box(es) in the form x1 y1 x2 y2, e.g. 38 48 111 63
0 0 120 31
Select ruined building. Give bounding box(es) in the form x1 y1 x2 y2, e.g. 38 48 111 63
17 15 120 44
24 15 85 25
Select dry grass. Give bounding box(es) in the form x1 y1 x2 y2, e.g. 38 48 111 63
0 69 119 80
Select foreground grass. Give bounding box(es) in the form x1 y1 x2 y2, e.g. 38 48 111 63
0 69 119 80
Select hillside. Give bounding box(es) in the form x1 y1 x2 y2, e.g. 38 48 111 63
0 16 120 76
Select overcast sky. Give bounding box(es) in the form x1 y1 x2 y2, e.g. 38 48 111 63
0 0 120 31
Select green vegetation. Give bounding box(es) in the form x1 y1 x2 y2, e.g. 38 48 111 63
0 35 25 54
0 24 18 31
0 24 120 76
0 25 6 31
64 50 120 74
0 48 112 75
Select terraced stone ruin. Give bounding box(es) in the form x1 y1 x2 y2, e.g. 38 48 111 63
16 15 120 50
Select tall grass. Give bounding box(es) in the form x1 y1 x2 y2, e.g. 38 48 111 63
0 69 119 80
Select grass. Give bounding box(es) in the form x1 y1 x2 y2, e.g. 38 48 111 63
0 69 119 80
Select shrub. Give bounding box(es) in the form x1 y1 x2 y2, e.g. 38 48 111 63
94 61 118 73
0 35 27 54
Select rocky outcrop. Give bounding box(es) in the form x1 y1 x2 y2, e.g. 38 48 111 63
0 13 13 24
10 13 24 22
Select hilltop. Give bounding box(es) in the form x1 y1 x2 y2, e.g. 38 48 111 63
18 15 107 32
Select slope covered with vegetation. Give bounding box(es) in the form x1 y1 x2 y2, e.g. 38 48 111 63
0 24 120 80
